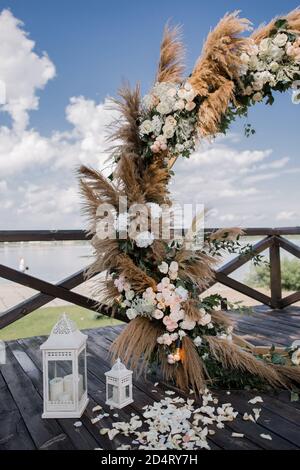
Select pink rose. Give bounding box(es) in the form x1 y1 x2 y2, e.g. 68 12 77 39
163 315 178 332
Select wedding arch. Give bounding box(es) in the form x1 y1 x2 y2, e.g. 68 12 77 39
79 10 300 392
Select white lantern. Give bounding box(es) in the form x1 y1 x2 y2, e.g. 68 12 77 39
40 313 89 419
105 358 133 409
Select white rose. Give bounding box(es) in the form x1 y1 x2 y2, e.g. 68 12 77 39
167 87 177 97
178 88 186 99
125 290 135 301
184 81 192 91
185 101 196 111
152 309 164 320
252 80 263 91
175 286 189 301
180 319 196 330
174 99 185 111
175 143 184 152
240 52 250 64
185 89 197 102
198 313 211 326
269 44 284 61
156 134 167 145
273 33 288 47
157 100 172 114
163 125 175 139
126 308 137 320
139 119 153 135
193 336 202 347
165 115 177 127
252 92 263 102
158 261 169 274
135 231 155 248
259 38 271 53
248 55 259 70
169 261 178 272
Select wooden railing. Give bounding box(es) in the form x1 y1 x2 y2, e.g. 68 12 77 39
0 227 300 329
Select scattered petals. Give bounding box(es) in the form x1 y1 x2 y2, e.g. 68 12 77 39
232 433 244 438
92 405 102 412
248 396 263 404
260 433 272 441
73 421 82 428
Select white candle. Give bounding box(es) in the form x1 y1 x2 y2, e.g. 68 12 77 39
63 374 74 396
50 377 64 401
112 386 119 403
58 392 71 402
63 374 84 399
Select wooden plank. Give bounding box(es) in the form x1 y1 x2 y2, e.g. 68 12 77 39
1 346 75 450
0 268 90 328
0 230 91 242
280 291 300 309
279 236 300 260
216 391 299 449
0 265 124 329
0 227 299 243
270 237 282 309
0 371 36 450
219 236 272 276
215 272 272 306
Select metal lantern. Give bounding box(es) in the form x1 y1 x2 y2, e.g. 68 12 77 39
40 313 88 419
105 358 133 409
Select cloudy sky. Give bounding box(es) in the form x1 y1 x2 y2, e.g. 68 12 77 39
0 0 299 230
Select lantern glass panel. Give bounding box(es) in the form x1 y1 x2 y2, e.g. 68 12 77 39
107 383 118 403
48 360 74 403
78 349 86 401
125 384 130 399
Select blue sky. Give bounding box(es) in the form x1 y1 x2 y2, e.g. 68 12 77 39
0 0 299 229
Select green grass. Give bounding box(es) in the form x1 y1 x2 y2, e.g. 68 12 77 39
0 305 123 341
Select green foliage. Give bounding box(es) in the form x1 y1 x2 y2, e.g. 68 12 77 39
247 258 300 291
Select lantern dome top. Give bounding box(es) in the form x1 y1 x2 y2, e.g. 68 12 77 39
40 313 88 350
105 358 133 378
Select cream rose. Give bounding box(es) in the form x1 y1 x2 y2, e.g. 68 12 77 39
291 348 300 365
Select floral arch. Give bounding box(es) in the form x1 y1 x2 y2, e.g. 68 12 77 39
80 10 300 392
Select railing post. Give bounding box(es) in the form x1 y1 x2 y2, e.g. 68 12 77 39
270 236 282 309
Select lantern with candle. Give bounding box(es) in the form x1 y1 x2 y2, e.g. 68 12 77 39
105 358 133 409
40 313 88 418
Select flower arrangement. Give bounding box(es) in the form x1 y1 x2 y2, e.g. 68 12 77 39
80 9 300 393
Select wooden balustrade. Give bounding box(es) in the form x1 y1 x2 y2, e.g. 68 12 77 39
0 227 300 329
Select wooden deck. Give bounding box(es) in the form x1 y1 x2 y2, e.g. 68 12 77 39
1 307 300 450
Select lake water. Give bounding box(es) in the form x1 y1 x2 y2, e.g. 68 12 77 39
0 237 299 285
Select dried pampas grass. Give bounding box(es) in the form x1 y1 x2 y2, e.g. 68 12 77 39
175 248 216 289
252 8 300 43
111 316 163 372
110 83 141 155
189 11 251 136
204 336 286 388
116 253 157 292
160 335 207 393
79 165 120 211
156 23 185 84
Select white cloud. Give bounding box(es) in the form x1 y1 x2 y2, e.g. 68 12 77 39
0 9 55 132
276 211 297 221
0 9 299 230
